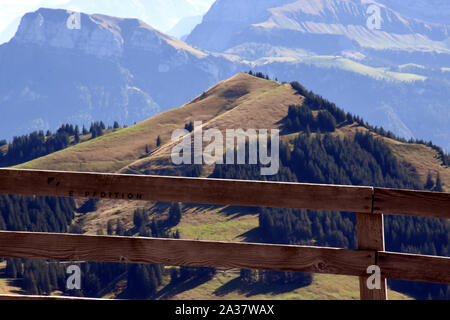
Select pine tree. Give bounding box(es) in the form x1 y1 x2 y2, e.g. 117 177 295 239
40 269 52 294
133 209 145 229
240 269 253 283
317 110 336 132
5 259 17 278
0 214 6 230
168 203 182 226
107 220 115 235
434 172 443 192
49 265 58 290
116 220 125 236
69 222 83 234
305 125 311 137
74 131 80 144
24 271 38 295
156 136 161 147
425 170 434 190
148 267 158 295
184 121 194 132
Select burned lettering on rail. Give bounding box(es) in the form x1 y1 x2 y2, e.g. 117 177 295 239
68 191 143 200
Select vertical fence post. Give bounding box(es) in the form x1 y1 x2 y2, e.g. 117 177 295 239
357 212 388 300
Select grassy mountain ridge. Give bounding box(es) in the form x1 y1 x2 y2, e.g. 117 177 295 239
16 73 284 173
8 72 449 300
16 72 449 192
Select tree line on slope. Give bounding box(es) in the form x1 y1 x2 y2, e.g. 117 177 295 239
0 121 123 167
1 201 207 298
0 119 206 299
0 195 77 296
211 131 449 300
85 203 214 299
249 70 450 166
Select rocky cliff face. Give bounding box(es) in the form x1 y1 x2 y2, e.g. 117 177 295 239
376 0 450 25
0 8 240 140
187 0 293 52
14 9 123 58
13 8 210 59
187 0 450 54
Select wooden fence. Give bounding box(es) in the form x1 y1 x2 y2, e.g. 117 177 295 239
0 168 448 300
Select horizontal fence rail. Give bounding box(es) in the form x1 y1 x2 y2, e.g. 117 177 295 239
0 168 374 213
0 168 449 218
0 168 449 301
373 187 450 219
378 251 450 284
0 231 448 285
0 231 373 277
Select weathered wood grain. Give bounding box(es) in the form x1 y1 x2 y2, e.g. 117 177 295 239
0 231 374 277
378 251 450 284
1 168 449 301
0 168 374 213
356 213 387 300
373 187 450 219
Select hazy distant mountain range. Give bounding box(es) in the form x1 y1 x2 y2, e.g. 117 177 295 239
376 0 450 25
0 0 215 44
187 0 450 150
0 1 449 150
188 0 450 55
168 15 204 40
0 8 240 138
